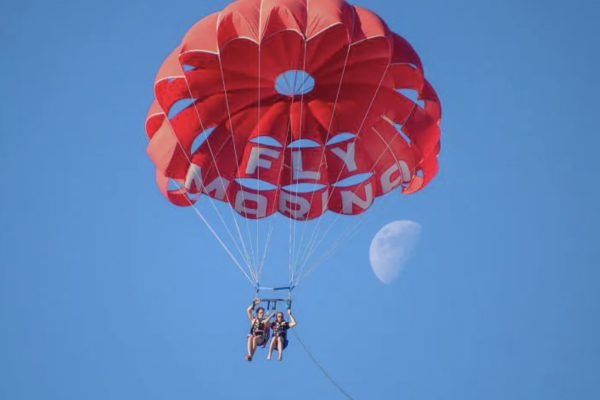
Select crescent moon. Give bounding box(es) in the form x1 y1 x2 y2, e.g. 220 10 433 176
369 220 422 284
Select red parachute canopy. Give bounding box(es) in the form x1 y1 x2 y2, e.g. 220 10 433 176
145 0 441 220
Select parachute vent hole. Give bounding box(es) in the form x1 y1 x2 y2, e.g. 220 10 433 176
235 178 278 191
250 136 283 148
332 173 373 188
168 98 196 119
326 133 356 146
282 183 326 193
416 169 424 178
183 64 196 72
398 89 424 108
275 70 315 97
191 127 216 154
288 139 320 149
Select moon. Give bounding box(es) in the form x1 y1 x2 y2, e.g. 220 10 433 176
369 220 422 284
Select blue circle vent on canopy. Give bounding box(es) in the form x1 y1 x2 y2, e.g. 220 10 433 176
275 70 315 96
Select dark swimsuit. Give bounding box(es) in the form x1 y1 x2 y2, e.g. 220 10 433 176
271 321 289 350
250 318 268 341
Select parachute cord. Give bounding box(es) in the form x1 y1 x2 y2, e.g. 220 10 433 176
290 38 310 287
295 123 410 286
256 0 265 285
293 18 354 275
296 214 359 281
157 113 256 280
215 33 259 276
295 190 383 287
298 38 392 272
187 197 256 285
291 329 355 400
176 55 256 278
171 178 258 284
294 217 364 286
257 224 274 280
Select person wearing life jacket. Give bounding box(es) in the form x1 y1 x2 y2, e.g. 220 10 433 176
245 299 274 361
267 309 297 361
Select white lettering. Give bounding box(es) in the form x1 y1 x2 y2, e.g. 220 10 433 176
246 147 280 175
235 190 267 218
292 150 320 181
380 161 411 194
204 176 230 201
185 163 203 193
341 183 373 214
330 142 358 172
279 192 311 219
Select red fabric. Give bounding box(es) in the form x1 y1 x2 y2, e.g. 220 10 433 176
145 0 442 219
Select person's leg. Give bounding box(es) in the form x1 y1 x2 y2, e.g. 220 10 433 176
252 336 264 357
256 336 265 348
267 337 276 360
246 336 253 361
277 337 284 361
250 336 262 359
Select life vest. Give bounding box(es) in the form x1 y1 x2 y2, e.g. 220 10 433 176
271 321 289 338
250 318 267 337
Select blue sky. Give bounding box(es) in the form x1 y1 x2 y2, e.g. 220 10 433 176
1 0 599 399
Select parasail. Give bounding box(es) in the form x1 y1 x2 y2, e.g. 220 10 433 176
145 0 441 294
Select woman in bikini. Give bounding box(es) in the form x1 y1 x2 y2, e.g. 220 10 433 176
267 309 297 361
245 299 274 361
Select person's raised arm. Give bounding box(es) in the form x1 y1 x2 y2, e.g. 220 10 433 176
265 312 276 323
287 309 297 328
246 299 260 321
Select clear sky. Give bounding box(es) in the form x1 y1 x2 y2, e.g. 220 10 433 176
1 0 599 399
